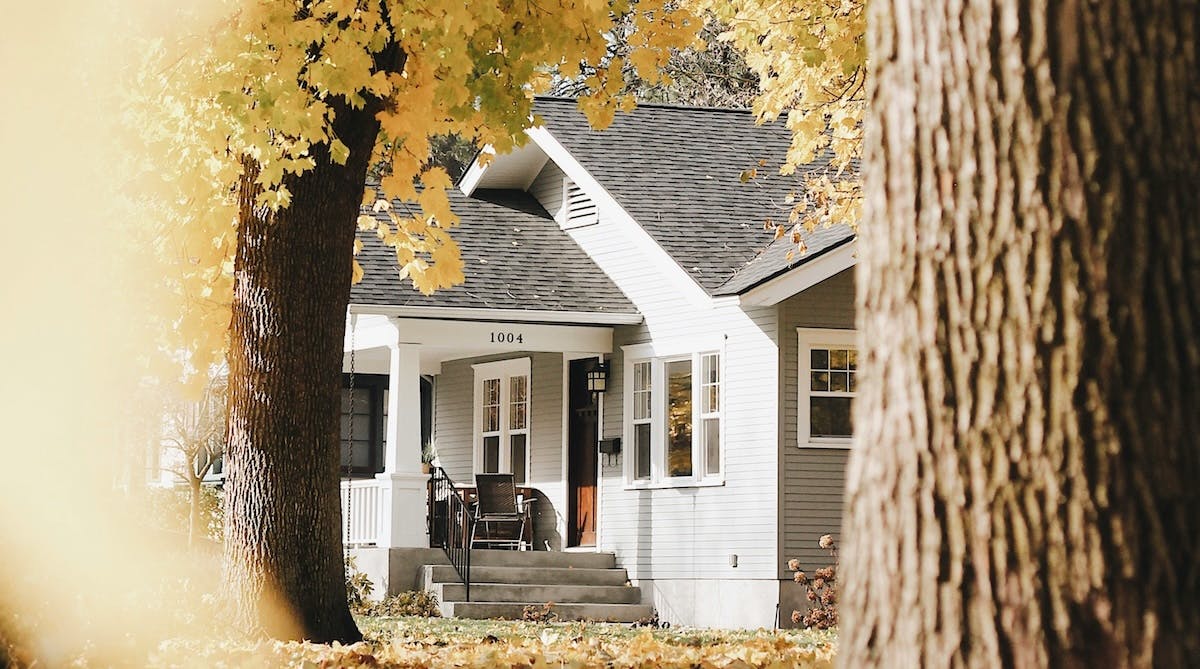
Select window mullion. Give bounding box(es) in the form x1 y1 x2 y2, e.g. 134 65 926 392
499 375 510 473
652 359 665 481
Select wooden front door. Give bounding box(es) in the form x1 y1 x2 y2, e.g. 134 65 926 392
567 358 598 547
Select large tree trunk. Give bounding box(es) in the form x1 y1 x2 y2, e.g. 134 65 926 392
221 91 385 641
843 1 1200 667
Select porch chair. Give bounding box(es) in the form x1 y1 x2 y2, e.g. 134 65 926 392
470 473 535 550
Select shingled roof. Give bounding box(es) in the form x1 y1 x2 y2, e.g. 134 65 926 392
533 98 855 295
351 188 638 318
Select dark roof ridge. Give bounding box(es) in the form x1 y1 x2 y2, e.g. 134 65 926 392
533 95 758 116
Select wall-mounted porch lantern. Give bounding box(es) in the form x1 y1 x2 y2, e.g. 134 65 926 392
586 361 609 395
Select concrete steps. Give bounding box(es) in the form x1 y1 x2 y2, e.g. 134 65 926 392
421 549 649 622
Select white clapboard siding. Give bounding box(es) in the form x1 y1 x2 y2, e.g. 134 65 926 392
529 162 566 218
522 164 784 581
529 164 598 230
777 269 854 576
434 351 567 549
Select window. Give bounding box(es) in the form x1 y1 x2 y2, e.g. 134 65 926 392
473 358 531 483
798 329 857 447
624 348 722 485
339 374 387 477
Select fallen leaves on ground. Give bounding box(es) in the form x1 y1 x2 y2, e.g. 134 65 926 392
147 617 836 668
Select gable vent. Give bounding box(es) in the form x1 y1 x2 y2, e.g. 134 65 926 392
561 179 599 229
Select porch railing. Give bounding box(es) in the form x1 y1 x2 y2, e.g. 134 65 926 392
428 466 471 601
341 478 383 546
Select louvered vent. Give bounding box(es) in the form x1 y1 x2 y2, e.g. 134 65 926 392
561 179 598 229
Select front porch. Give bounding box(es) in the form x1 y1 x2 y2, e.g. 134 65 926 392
337 312 623 553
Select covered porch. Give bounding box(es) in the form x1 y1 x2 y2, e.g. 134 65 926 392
338 310 629 552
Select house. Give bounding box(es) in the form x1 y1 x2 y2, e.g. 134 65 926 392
340 98 857 629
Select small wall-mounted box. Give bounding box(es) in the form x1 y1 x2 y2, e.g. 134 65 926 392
599 437 622 455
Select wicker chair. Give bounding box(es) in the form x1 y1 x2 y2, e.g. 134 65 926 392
470 473 534 550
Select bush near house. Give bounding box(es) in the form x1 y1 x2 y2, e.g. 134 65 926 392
789 534 839 630
144 485 224 545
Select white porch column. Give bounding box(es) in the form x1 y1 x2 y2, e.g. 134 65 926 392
375 342 428 548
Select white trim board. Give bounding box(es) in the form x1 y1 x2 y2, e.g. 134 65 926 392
737 239 858 307
391 318 613 354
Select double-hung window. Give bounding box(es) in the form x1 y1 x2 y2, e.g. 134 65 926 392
473 358 531 484
798 329 857 447
624 346 722 485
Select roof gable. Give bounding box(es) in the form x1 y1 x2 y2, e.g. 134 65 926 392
532 98 819 293
352 188 637 318
460 98 857 299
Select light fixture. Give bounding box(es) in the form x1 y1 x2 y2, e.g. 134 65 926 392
586 361 609 394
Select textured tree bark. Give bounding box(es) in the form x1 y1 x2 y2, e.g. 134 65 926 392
221 77 392 641
843 1 1200 667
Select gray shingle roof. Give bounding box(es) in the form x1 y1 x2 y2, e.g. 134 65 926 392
534 97 853 295
351 188 637 316
713 225 855 296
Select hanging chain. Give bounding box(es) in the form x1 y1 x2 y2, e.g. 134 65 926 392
344 315 357 547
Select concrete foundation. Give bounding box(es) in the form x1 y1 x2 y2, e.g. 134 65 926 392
347 547 450 600
635 578 780 629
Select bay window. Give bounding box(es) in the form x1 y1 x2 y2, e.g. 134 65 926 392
624 347 722 485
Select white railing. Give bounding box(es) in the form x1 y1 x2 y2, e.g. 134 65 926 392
340 478 383 546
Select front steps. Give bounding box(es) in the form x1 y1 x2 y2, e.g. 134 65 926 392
421 549 653 622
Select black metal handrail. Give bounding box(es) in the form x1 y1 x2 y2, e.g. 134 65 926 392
428 466 471 601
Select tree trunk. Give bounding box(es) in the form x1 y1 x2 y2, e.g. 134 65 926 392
221 89 386 641
843 1 1200 667
188 475 202 550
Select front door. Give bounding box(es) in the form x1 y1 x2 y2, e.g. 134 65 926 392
567 358 598 547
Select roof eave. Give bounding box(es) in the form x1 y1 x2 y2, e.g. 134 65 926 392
728 237 858 307
348 303 643 326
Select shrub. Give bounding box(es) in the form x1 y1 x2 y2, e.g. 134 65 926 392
345 555 375 612
362 591 442 618
788 534 838 630
521 602 558 623
144 485 224 544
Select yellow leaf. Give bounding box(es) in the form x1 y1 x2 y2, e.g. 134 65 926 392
329 139 350 165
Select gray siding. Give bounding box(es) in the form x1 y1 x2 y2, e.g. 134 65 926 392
777 268 855 576
434 351 566 549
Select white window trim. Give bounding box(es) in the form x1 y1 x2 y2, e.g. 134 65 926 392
622 343 725 488
798 328 857 449
472 357 532 478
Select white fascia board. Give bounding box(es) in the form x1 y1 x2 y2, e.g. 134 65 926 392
524 126 712 308
458 145 496 197
393 318 613 353
348 303 643 326
343 313 398 351
737 239 858 307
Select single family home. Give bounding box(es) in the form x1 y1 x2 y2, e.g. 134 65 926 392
341 97 857 629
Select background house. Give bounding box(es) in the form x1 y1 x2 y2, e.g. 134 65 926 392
341 98 857 628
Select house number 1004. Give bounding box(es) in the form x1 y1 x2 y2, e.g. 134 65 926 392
490 331 524 344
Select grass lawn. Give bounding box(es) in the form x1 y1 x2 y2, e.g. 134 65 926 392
335 615 838 668
360 614 837 649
